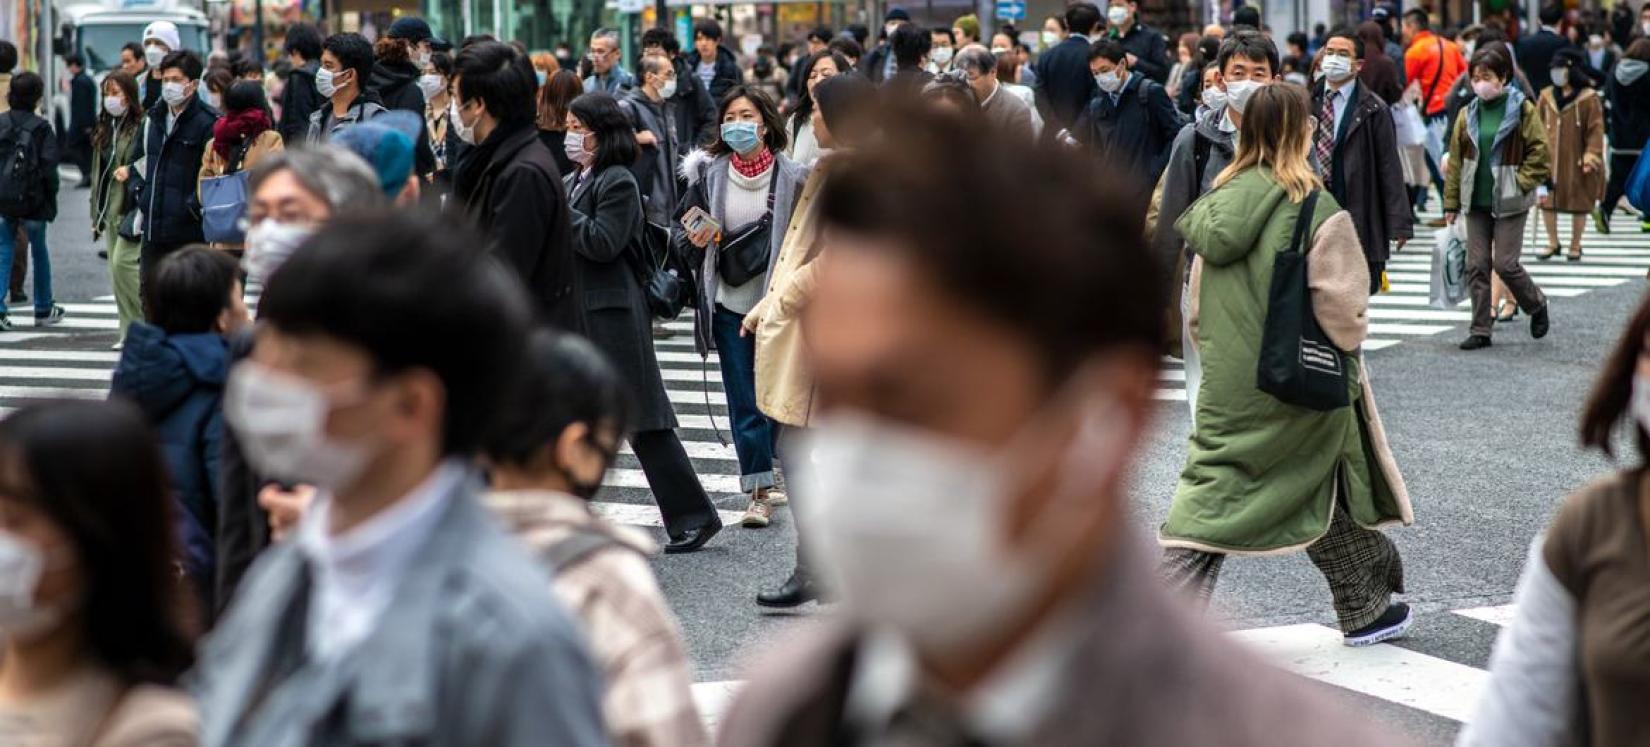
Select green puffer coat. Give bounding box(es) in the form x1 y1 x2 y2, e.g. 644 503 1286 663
1161 167 1412 555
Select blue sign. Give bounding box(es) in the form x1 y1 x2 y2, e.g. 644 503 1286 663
995 0 1026 21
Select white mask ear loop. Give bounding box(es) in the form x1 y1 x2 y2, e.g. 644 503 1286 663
997 392 1130 566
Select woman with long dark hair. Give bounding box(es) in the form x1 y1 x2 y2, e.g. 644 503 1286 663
92 71 145 348
0 401 198 742
538 69 583 175
783 51 847 167
564 92 722 553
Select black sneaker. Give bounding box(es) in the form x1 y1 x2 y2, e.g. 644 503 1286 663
1459 334 1492 350
1530 304 1550 340
1344 603 1414 647
33 305 64 327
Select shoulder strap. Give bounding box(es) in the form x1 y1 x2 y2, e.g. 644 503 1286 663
228 137 256 174
1288 191 1321 255
1425 37 1447 110
539 527 635 575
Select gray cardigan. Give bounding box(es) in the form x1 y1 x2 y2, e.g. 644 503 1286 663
191 475 609 746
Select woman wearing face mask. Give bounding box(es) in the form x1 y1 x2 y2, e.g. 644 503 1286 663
200 67 233 112
1442 46 1552 351
1164 83 1414 648
1194 62 1223 118
420 51 452 179
564 92 723 553
197 81 284 254
1603 39 1650 232
0 400 199 745
1167 33 1199 104
675 87 810 530
1457 292 1650 746
91 71 145 348
538 70 583 176
1042 14 1068 50
367 32 436 177
1535 49 1605 262
530 51 558 88
784 51 847 167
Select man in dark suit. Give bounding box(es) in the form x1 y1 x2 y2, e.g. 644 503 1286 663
1517 3 1573 92
1105 0 1171 84
63 54 95 188
1034 2 1102 134
1313 28 1413 293
1072 40 1183 207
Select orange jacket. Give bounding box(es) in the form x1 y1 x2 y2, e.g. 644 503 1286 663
1405 31 1467 117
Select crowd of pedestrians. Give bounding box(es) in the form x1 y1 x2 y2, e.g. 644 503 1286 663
0 3 1642 745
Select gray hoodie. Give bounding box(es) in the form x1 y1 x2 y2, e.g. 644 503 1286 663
1151 107 1237 290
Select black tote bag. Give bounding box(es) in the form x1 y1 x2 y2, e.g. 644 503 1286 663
1255 190 1351 411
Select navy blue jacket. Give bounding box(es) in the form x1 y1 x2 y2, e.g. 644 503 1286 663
138 96 217 250
110 323 229 608
1074 74 1184 196
1035 36 1097 132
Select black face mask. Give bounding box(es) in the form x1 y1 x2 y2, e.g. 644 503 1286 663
562 432 617 501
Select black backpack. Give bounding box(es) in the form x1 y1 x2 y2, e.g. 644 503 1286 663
0 116 44 218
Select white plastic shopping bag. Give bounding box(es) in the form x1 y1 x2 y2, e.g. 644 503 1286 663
1429 223 1468 310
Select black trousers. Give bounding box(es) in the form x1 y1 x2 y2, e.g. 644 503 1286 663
630 428 719 538
1603 151 1637 218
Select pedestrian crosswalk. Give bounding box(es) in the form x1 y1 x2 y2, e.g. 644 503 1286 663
689 601 1521 735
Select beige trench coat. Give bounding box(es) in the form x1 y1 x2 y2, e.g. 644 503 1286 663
745 161 829 427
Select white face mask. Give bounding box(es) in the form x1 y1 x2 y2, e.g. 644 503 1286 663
1633 375 1650 434
1107 5 1130 26
416 50 432 69
1321 54 1355 83
1551 67 1569 88
417 73 445 100
1589 35 1605 49
564 131 593 166
1042 30 1061 48
1642 21 1650 36
932 47 954 66
1462 40 1477 58
1284 72 1308 86
315 67 344 99
1224 79 1264 114
102 95 127 117
991 46 1009 55
0 532 64 641
1202 86 1227 110
659 78 678 99
1095 70 1123 92
450 100 478 145
161 81 189 108
223 362 375 491
242 219 314 285
797 391 1125 656
1472 78 1506 101
144 44 166 68
201 87 220 110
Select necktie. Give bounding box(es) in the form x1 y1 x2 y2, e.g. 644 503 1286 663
1316 89 1337 176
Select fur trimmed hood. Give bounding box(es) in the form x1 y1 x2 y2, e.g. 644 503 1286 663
679 147 719 186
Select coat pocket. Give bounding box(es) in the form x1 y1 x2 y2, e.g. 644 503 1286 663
1494 164 1534 215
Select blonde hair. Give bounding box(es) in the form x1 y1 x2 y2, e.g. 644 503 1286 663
1213 83 1322 203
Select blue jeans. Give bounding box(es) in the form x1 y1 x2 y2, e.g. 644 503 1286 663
0 217 50 317
712 304 775 492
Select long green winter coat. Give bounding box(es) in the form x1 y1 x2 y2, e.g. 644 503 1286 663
1161 167 1412 555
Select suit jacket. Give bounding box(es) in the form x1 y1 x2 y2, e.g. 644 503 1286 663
68 71 96 144
1314 80 1414 263
1074 74 1184 199
1115 23 1171 84
192 477 609 746
717 540 1409 747
1517 30 1572 92
1034 36 1097 131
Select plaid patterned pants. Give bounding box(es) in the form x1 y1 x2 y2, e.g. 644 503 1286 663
1159 496 1405 633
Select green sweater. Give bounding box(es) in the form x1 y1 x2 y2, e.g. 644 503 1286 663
1471 95 1507 211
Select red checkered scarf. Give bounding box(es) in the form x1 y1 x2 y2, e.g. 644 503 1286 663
730 147 774 179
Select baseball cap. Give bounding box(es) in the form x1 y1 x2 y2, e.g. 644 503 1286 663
387 17 447 47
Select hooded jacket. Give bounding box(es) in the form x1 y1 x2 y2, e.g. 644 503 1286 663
109 323 229 604
1443 87 1551 218
369 59 436 176
686 45 743 102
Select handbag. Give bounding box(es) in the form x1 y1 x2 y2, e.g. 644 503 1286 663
1255 191 1351 411
199 139 256 244
628 219 693 320
716 186 776 287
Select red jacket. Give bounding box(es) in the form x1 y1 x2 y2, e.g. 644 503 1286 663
1405 31 1467 117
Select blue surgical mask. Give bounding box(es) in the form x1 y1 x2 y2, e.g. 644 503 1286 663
536 70 548 86
721 121 761 154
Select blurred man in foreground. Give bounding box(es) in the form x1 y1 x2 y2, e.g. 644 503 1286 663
717 109 1405 746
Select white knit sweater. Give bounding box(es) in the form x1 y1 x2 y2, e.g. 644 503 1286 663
716 162 775 314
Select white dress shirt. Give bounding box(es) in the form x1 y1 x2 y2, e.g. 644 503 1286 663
295 460 467 663
1326 77 1357 141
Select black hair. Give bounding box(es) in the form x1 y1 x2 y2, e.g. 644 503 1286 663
1403 8 1430 31
0 400 195 684
144 247 241 334
1286 32 1309 51
847 23 870 46
709 85 787 156
1327 26 1365 59
121 41 144 66
812 72 876 147
641 27 679 55
454 40 537 125
1470 46 1513 81
931 27 956 45
322 32 374 84
829 37 864 62
430 50 453 77
790 51 851 141
258 211 533 456
460 34 497 49
0 41 16 74
283 22 324 61
568 92 639 172
203 68 234 96
1232 6 1261 29
694 18 724 42
64 53 85 69
6 72 42 112
1089 39 1127 63
1540 3 1564 26
231 55 263 78
1217 30 1279 78
1065 3 1102 35
484 330 633 470
891 23 931 68
224 79 267 115
817 104 1165 382
809 26 834 43
158 50 204 81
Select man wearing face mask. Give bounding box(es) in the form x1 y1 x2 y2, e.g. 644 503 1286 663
306 33 387 142
1070 39 1182 209
199 212 608 747
450 41 577 331
623 54 685 228
137 50 217 291
860 8 910 84
718 106 1395 747
366 17 441 178
1034 2 1101 134
928 27 957 74
138 22 179 112
1313 28 1413 293
1151 30 1276 413
1105 0 1171 84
